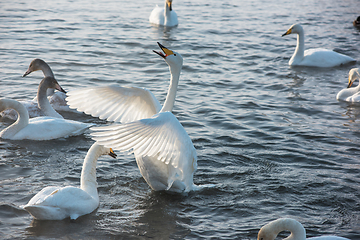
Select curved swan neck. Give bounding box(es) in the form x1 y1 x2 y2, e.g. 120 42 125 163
160 65 181 112
264 218 306 240
0 99 29 138
37 78 63 118
38 60 55 96
290 29 305 65
80 144 103 198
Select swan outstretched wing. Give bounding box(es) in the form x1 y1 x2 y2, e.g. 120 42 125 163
66 85 162 123
91 111 196 169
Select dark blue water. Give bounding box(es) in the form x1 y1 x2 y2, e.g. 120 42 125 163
1 0 360 239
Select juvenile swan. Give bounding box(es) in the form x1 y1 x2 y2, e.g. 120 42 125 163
67 43 199 193
149 0 178 27
23 58 70 112
282 24 356 67
23 143 116 220
336 68 360 102
258 218 350 240
0 78 93 140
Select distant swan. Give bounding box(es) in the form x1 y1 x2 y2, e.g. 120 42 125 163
23 143 116 220
149 0 178 27
23 58 70 112
67 43 199 193
282 24 356 67
336 68 360 102
0 79 93 140
258 218 350 240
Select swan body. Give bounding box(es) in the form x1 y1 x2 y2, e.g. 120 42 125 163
258 218 350 240
0 97 93 141
149 0 178 27
336 68 360 102
67 43 199 192
282 24 356 67
23 143 116 220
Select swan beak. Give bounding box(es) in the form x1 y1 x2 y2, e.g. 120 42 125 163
282 28 292 37
108 148 117 158
23 69 32 77
167 1 173 11
55 83 67 93
153 42 174 58
347 78 354 88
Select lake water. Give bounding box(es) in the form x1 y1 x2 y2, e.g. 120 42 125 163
0 0 360 239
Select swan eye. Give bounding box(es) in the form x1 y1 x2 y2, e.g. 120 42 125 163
174 54 176 56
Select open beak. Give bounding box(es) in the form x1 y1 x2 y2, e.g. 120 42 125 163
108 148 117 158
282 28 292 37
153 42 174 59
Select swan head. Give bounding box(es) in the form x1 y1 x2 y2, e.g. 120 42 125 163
23 58 48 77
41 76 66 93
91 143 117 158
282 23 304 36
153 42 183 70
347 68 360 88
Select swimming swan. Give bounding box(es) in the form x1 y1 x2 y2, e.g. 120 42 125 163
23 143 116 220
336 68 360 102
1 59 68 120
23 58 70 112
149 0 178 27
0 79 93 140
258 218 350 240
282 24 356 67
67 43 198 192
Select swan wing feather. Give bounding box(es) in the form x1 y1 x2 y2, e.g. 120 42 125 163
91 111 196 169
66 85 162 123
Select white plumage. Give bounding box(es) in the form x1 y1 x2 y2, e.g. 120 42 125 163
336 68 360 102
282 24 356 67
67 42 200 192
149 0 178 27
23 143 116 220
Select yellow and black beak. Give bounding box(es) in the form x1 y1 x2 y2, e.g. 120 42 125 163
108 148 117 158
282 28 292 37
167 0 173 11
153 42 174 59
347 78 354 88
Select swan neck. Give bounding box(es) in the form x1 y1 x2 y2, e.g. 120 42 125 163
273 219 306 240
160 65 180 112
0 100 29 138
37 79 63 118
80 144 101 198
291 30 305 64
41 63 55 78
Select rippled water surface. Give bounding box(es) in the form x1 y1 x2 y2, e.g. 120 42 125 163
1 0 360 239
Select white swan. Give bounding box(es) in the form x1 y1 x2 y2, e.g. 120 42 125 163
149 0 178 27
23 143 116 220
282 24 356 67
0 81 93 140
336 68 360 102
23 58 70 112
258 218 350 240
67 43 199 192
